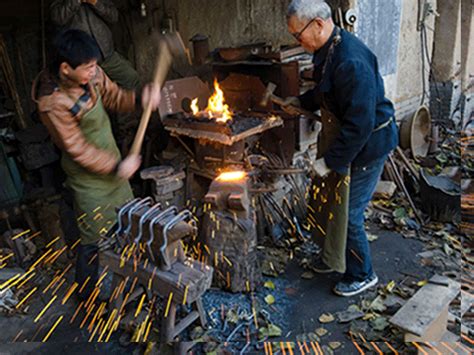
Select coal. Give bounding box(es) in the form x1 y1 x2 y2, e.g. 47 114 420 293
163 111 269 136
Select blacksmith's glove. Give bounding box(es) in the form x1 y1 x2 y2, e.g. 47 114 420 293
312 158 331 178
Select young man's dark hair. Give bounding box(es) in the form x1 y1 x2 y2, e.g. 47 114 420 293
49 29 100 76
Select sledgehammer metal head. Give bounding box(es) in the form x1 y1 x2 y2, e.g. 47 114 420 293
159 32 191 66
260 82 277 107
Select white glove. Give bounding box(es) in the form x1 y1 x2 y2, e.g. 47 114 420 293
280 96 301 116
312 158 331 178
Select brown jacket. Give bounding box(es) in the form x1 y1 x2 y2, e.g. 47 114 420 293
32 66 136 175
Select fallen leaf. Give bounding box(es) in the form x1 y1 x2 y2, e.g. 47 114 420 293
322 345 335 355
315 327 328 337
385 281 396 293
383 294 406 308
336 307 365 323
265 294 275 305
225 309 239 324
363 312 376 321
308 332 320 342
203 341 218 353
393 207 407 219
329 342 341 350
443 243 454 256
264 281 276 290
349 320 370 335
190 326 204 340
319 313 335 323
369 295 387 312
436 152 448 164
259 324 282 339
370 316 390 331
367 233 379 242
417 280 428 287
301 271 315 280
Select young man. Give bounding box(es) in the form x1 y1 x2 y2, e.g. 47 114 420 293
32 29 161 299
284 0 399 296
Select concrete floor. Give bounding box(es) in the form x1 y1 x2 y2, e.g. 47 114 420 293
0 226 429 354
284 227 429 353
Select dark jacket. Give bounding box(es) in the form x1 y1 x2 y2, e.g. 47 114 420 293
299 27 398 175
50 0 118 61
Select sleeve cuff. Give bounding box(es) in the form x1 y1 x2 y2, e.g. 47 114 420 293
324 156 350 176
134 92 141 109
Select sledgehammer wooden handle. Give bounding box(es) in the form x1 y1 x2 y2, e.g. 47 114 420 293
129 41 172 155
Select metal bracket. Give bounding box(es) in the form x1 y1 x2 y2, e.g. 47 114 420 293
115 198 141 247
133 203 162 246
161 210 193 271
124 197 154 241
146 207 178 262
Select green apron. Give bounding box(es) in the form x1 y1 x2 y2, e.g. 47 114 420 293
309 104 350 273
61 90 134 245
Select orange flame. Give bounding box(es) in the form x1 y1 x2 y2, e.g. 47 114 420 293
191 80 233 123
216 171 246 182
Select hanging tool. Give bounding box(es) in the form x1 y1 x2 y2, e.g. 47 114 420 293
260 82 320 120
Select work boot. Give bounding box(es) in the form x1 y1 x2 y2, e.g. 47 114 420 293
310 257 334 274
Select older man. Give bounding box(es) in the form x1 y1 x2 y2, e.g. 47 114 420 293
285 0 398 296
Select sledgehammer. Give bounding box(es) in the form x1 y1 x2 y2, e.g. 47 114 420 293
130 32 189 155
260 82 319 120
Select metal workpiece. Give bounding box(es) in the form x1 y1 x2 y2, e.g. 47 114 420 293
124 197 154 238
146 206 178 262
133 203 162 245
161 210 194 271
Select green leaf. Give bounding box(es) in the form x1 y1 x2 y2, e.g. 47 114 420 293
369 295 387 312
370 316 390 331
225 309 239 324
393 208 407 219
265 294 275 305
259 324 282 339
348 304 362 312
329 342 342 350
436 153 448 164
268 324 282 337
264 281 276 290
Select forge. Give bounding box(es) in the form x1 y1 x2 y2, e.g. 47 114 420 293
162 111 282 146
158 78 286 292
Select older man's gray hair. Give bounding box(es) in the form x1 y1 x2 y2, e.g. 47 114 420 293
287 0 332 21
